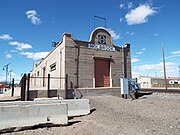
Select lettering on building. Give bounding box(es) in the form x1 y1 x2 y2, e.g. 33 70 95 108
88 44 115 52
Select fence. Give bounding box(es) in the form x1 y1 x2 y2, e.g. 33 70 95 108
20 73 69 101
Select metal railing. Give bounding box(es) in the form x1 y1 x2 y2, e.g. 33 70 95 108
20 73 69 101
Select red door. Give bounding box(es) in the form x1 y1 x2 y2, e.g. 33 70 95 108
95 59 110 87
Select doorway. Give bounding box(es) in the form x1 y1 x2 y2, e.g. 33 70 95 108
95 59 110 87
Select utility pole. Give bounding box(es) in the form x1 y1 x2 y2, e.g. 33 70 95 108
9 70 12 86
178 66 180 78
162 44 167 89
3 63 10 85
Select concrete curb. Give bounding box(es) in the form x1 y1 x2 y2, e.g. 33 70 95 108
0 99 90 130
33 98 90 117
0 103 68 130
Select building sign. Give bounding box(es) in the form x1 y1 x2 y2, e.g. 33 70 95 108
88 44 115 52
98 35 106 44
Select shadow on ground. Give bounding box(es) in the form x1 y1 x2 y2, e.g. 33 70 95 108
135 92 153 99
0 121 81 134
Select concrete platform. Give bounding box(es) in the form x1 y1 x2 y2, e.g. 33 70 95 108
27 87 121 100
0 103 68 130
34 97 64 100
1 99 90 117
34 98 90 117
0 96 21 102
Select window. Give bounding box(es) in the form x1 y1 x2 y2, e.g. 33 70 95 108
50 63 56 72
98 35 106 44
37 71 40 76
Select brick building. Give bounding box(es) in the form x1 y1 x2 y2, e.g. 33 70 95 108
30 27 131 97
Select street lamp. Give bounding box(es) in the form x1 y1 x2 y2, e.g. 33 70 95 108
3 63 10 85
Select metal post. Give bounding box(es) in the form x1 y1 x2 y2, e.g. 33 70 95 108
11 78 14 97
26 73 30 101
21 74 26 101
65 74 68 99
47 74 50 98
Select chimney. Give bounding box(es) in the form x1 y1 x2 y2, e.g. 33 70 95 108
33 60 37 69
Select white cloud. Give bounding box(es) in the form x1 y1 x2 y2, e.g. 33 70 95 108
0 76 5 82
120 4 125 9
6 54 12 59
126 31 134 36
132 70 140 78
107 28 120 40
159 68 179 78
119 18 124 22
127 2 133 9
119 2 133 9
20 51 49 60
136 62 175 71
0 72 21 83
130 32 134 36
166 50 180 59
136 51 142 55
9 41 33 50
10 50 18 53
131 58 140 63
141 48 146 51
170 50 180 55
135 48 146 55
125 4 157 25
0 34 13 40
154 33 159 36
26 10 42 25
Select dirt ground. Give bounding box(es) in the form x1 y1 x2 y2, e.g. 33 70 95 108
2 93 180 135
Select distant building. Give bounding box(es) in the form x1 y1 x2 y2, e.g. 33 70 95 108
168 78 180 84
29 28 132 97
137 76 180 88
168 77 180 86
0 84 10 94
136 76 164 88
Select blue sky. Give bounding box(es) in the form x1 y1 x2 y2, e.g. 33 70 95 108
0 0 180 83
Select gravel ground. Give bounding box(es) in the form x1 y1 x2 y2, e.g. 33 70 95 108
3 93 180 135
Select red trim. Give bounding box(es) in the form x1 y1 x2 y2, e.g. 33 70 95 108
0 85 10 88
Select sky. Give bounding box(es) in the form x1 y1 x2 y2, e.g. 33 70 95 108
0 0 180 83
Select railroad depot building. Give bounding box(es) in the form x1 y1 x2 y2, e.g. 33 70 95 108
30 27 131 96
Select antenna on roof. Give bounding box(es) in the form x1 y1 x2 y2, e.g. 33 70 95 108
94 15 106 29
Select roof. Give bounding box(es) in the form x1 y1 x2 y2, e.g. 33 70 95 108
0 85 10 88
